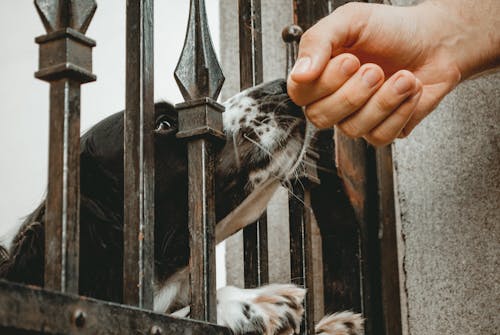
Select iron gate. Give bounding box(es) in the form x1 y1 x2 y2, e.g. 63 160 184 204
0 0 401 334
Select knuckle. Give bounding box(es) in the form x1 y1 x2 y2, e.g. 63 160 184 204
373 94 394 113
338 120 363 138
367 130 393 147
306 109 329 129
338 90 359 111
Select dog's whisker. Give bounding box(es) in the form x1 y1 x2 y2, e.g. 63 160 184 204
243 134 273 158
301 159 336 174
283 182 313 212
232 131 241 170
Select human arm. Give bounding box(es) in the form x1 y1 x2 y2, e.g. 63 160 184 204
287 0 500 146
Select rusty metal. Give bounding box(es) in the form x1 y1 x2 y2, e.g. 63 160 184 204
0 1 401 335
282 23 319 334
0 280 231 335
292 0 368 322
123 0 155 310
238 0 269 288
175 0 224 101
35 0 96 294
294 1 400 334
282 24 302 73
376 146 403 335
175 0 225 323
243 217 269 288
294 0 329 30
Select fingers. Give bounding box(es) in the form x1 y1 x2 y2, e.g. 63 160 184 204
289 3 367 83
287 53 360 106
364 81 423 146
337 70 418 138
303 68 424 147
305 64 385 128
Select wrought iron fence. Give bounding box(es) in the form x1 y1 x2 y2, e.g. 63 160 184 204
0 0 401 334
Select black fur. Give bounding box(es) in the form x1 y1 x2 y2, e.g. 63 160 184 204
0 79 307 304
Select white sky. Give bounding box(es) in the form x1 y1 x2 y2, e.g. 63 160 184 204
0 0 225 287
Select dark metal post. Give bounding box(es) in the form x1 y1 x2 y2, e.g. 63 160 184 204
175 0 225 322
123 0 155 309
283 24 320 334
376 146 403 335
35 0 97 294
291 0 366 323
238 0 269 288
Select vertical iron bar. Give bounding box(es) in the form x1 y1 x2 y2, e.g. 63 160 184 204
283 24 319 334
123 0 155 309
376 146 403 335
175 0 225 322
44 79 81 293
238 0 263 89
242 217 268 287
328 1 385 333
185 136 218 321
35 0 97 294
297 0 366 321
238 0 268 288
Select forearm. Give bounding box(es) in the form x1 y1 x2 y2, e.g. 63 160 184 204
419 0 500 80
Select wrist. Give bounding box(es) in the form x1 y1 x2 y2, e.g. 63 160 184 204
418 0 500 81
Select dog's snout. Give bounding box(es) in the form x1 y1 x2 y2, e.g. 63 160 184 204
248 78 287 97
264 78 288 95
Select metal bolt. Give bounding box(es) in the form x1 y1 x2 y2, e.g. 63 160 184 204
282 24 303 43
73 309 86 328
150 325 163 335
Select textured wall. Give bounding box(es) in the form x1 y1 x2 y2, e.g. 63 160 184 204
391 1 500 334
394 74 500 334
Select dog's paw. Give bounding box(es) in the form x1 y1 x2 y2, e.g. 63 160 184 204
315 311 364 335
217 284 306 335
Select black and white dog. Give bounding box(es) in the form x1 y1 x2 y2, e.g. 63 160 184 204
0 79 363 335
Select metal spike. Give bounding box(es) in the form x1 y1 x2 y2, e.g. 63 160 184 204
174 0 224 101
35 0 97 33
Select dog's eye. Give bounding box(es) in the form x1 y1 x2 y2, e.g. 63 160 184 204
154 113 178 136
156 120 171 131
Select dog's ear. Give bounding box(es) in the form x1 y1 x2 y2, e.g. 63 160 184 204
154 102 178 137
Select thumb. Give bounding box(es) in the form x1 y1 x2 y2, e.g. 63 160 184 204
290 4 364 83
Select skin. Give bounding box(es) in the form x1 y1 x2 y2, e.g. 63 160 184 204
287 0 500 146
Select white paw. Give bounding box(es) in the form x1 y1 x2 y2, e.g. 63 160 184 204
217 284 306 335
315 311 364 335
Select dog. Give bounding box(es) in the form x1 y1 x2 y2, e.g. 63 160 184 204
0 79 363 335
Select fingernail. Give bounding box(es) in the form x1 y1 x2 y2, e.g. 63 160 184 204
291 57 311 75
362 68 382 87
341 58 358 76
394 75 414 94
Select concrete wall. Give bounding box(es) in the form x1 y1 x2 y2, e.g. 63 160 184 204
394 72 500 335
392 1 500 334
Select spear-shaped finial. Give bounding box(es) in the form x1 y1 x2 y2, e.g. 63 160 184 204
35 0 97 33
174 0 225 101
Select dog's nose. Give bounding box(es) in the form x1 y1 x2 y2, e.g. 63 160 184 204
258 78 287 95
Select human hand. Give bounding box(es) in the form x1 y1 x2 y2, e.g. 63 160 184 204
287 1 500 146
